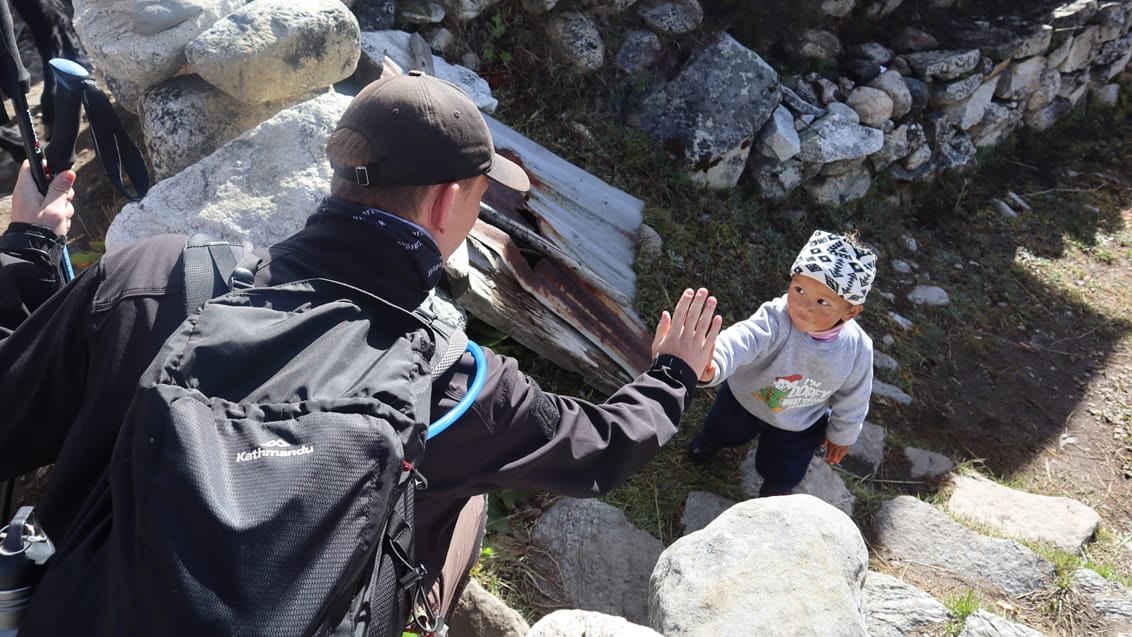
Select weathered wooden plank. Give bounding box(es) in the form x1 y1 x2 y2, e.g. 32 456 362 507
455 220 651 394
440 111 651 392
483 113 644 303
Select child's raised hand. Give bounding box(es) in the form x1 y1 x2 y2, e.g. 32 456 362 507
820 439 848 465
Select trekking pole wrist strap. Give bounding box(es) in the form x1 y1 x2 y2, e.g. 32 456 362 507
0 222 68 284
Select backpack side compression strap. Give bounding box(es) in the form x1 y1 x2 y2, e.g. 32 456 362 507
182 233 242 314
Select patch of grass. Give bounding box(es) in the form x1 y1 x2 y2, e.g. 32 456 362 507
944 589 981 634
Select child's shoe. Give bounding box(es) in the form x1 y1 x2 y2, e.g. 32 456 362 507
685 434 719 464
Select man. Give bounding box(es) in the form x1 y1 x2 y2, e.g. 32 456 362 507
0 70 721 634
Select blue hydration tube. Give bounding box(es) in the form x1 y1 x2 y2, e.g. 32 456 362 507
426 340 486 440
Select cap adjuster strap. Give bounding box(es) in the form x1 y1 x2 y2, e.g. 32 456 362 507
355 166 371 186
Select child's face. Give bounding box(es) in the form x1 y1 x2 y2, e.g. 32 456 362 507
786 274 864 332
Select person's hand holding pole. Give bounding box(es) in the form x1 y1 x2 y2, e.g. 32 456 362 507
651 288 723 380
11 160 76 236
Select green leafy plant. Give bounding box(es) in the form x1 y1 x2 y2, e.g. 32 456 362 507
482 12 513 65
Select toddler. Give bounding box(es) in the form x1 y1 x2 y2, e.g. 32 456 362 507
686 230 877 497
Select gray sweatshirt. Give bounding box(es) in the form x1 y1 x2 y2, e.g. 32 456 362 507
705 294 873 446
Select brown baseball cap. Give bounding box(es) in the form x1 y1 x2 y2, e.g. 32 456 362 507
331 70 530 192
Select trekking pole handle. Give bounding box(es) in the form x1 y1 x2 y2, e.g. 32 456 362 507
44 58 90 173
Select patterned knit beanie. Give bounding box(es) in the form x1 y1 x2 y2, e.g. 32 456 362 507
790 230 877 305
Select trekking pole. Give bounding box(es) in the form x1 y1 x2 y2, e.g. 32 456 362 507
0 0 74 282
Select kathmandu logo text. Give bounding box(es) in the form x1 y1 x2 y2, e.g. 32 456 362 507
236 438 314 463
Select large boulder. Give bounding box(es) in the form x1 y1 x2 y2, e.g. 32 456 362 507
186 0 360 103
106 91 351 250
637 32 780 190
651 495 869 636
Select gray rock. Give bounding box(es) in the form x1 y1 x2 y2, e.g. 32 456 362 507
131 0 206 35
637 0 702 35
869 70 913 120
1050 0 1100 29
1026 69 1062 111
874 351 899 371
937 132 978 173
447 579 529 637
444 0 499 21
139 74 316 181
637 32 780 190
843 421 885 477
818 0 855 17
903 49 982 81
352 0 397 30
958 609 1048 637
186 0 360 103
863 0 903 19
947 473 1101 553
873 381 913 406
863 571 952 637
970 100 1024 147
851 42 895 67
614 29 662 74
902 446 953 480
1024 97 1073 131
1006 24 1054 60
399 0 446 23
891 27 939 53
931 74 985 106
527 610 662 636
756 105 801 161
797 111 884 163
908 284 950 305
680 491 736 535
847 86 893 127
739 453 857 517
1094 82 1122 107
873 496 1057 596
1059 25 1099 72
106 91 352 250
804 163 873 206
530 498 663 624
786 29 843 59
826 101 861 125
903 76 931 117
870 123 911 170
747 157 818 202
636 223 663 263
995 56 1045 100
651 496 869 637
1072 568 1132 620
546 11 604 73
73 0 246 92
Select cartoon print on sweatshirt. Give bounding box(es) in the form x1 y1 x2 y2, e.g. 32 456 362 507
752 374 834 412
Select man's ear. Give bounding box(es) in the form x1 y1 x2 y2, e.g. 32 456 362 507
844 304 864 321
426 182 460 234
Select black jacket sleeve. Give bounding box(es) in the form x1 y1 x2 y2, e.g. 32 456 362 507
421 349 696 498
0 258 99 479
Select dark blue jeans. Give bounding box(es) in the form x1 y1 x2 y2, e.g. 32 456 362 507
700 382 829 496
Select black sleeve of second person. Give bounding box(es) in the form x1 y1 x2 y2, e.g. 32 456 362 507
0 260 99 478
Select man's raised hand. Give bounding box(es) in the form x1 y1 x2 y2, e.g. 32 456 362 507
651 288 723 380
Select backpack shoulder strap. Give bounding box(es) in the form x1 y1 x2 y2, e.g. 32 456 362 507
182 233 244 314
